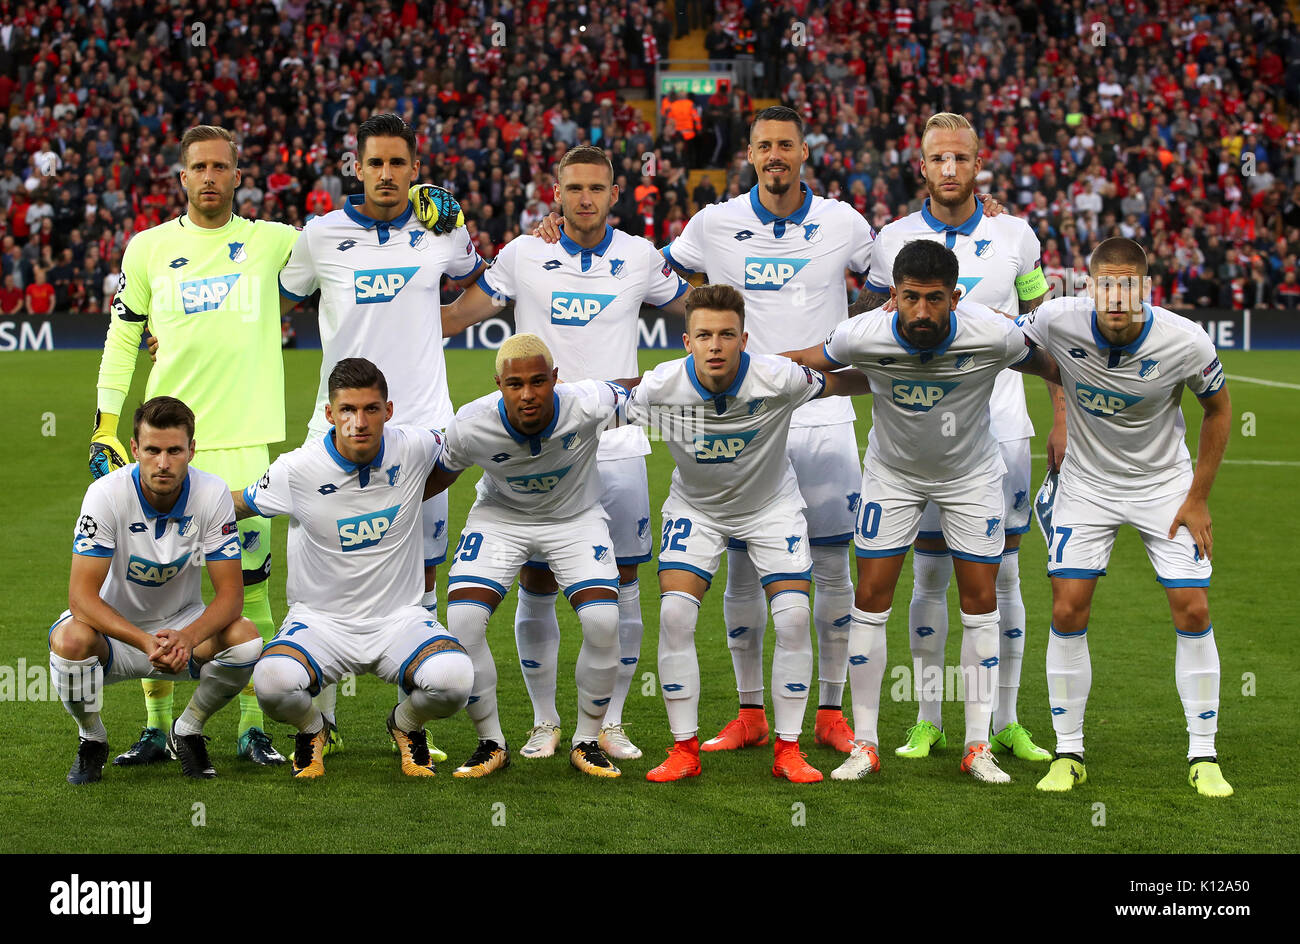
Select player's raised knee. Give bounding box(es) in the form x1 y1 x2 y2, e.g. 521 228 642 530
49 618 101 660
405 638 472 714
256 645 318 691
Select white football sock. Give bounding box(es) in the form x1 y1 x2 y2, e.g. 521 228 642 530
514 587 561 726
1046 625 1091 756
959 609 1000 748
992 549 1026 732
50 652 106 741
658 591 702 740
394 649 473 730
176 638 261 736
602 580 643 727
573 600 620 744
811 545 852 707
910 550 951 727
312 682 339 726
847 606 889 746
770 590 813 740
448 599 505 745
253 655 322 733
723 547 767 705
1175 625 1220 760
421 587 439 616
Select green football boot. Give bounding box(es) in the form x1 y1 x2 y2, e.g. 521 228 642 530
1189 758 1233 797
895 721 946 758
990 722 1053 761
1036 755 1087 792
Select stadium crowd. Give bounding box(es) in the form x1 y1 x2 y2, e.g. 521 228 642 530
1 0 1298 317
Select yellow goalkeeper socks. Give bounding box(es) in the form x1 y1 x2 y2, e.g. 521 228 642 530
143 679 175 731
238 579 275 735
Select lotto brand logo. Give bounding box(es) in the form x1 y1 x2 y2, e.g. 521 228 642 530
126 552 192 587
728 626 748 638
744 257 809 289
354 266 420 303
336 503 400 551
915 626 935 637
505 466 572 493
1075 383 1143 416
849 654 869 665
550 292 616 325
1004 628 1023 638
180 274 241 314
890 380 960 411
692 430 758 463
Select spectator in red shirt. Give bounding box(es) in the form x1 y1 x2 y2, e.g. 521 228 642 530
25 267 56 315
305 179 334 218
0 274 23 315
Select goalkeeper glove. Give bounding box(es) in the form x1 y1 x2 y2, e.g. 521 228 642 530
90 410 128 480
409 184 466 235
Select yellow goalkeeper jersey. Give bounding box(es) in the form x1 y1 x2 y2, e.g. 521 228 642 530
97 213 299 449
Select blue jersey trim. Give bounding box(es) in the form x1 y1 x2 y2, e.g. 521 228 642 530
760 570 813 586
726 538 748 551
447 598 497 615
854 545 910 559
660 242 697 275
821 343 848 368
916 530 945 541
809 532 852 547
890 308 957 358
863 279 891 295
448 574 509 598
615 553 652 566
749 183 812 226
1195 384 1225 400
1005 524 1032 536
1157 577 1211 589
658 278 690 305
72 541 115 558
657 562 714 586
398 634 459 695
241 484 267 517
912 544 950 557
949 549 1004 565
1175 623 1213 638
205 548 242 562
424 554 447 568
1090 302 1155 356
476 270 512 301
278 280 309 302
563 577 620 600
1049 624 1088 638
573 597 619 612
1048 567 1106 579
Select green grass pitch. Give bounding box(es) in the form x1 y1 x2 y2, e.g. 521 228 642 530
1 347 1296 853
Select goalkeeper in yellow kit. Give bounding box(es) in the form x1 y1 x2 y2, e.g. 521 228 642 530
91 125 465 766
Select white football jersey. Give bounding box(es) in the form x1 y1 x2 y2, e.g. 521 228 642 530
280 196 483 433
477 225 686 461
72 465 242 625
441 379 629 519
866 199 1045 442
662 185 875 427
1019 297 1226 498
823 301 1033 483
241 424 445 622
625 352 826 516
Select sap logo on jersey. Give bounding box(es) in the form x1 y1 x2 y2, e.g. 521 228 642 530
179 274 241 314
1075 383 1143 417
126 552 192 587
692 430 758 463
354 267 420 304
743 257 809 290
506 466 572 493
890 380 960 412
550 292 616 326
337 504 401 551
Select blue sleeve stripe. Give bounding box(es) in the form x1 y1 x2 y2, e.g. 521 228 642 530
72 543 114 558
661 243 697 275
822 343 847 367
657 278 690 306
475 272 512 301
864 280 891 294
241 485 266 517
1011 345 1034 367
205 550 242 562
447 253 484 281
278 280 309 302
1195 382 1225 399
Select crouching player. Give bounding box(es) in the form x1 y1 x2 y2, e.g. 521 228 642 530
1019 238 1233 797
234 358 472 778
53 396 262 783
431 334 635 779
785 240 1062 783
627 284 871 783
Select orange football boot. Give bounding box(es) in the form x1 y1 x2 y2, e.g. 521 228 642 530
772 738 824 783
701 707 770 752
814 708 856 753
646 736 702 782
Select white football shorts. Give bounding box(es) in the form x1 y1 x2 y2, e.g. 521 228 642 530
917 437 1032 542
48 602 232 684
448 503 620 601
1046 473 1212 587
659 493 813 588
787 422 861 544
524 456 651 572
263 603 462 694
854 453 1007 564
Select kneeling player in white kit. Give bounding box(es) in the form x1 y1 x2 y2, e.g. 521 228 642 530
1018 238 1234 797
235 358 473 779
786 240 1062 783
627 284 871 783
53 396 263 783
432 334 637 779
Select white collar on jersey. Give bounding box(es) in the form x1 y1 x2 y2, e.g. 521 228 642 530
342 195 414 245
324 427 388 487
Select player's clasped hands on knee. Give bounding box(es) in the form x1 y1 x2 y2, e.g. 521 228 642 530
149 629 192 674
1169 497 1213 561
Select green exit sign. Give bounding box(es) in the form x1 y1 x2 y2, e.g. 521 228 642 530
659 74 721 96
